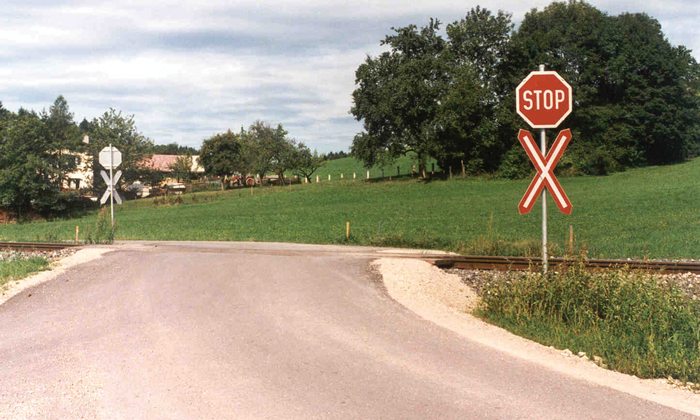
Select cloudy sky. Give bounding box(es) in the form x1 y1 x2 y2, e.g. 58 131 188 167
1 0 697 153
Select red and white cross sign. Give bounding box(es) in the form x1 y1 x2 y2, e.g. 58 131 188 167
518 129 573 215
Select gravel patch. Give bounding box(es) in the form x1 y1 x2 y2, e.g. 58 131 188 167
0 248 78 263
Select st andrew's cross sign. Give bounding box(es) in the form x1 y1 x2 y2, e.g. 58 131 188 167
517 129 572 215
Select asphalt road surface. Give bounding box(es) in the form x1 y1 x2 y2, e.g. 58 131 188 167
0 242 695 419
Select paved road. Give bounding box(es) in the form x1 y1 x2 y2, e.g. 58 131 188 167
0 242 695 419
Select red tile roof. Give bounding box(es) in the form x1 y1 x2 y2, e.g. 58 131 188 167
140 154 203 172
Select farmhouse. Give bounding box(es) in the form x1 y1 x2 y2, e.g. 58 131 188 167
139 154 205 183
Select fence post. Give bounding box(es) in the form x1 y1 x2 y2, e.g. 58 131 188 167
397 166 400 177
412 165 415 178
461 160 466 179
353 172 356 179
328 174 331 182
366 170 370 179
316 175 319 183
569 225 574 255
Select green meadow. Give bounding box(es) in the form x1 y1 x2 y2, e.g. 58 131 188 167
1 157 698 260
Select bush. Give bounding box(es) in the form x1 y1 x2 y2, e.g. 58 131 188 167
37 191 98 219
498 145 532 179
578 147 619 175
477 263 700 384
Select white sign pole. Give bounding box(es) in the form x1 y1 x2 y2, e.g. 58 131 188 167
110 144 114 226
539 64 548 274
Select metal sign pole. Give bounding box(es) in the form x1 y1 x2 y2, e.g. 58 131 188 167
539 64 548 274
110 144 114 226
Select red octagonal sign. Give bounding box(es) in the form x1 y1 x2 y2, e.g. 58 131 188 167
516 71 572 129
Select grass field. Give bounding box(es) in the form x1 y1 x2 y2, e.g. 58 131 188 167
0 157 698 260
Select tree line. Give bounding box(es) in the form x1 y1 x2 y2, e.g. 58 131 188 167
199 121 325 186
350 1 700 177
0 96 155 218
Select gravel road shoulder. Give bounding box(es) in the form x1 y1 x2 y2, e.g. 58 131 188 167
0 247 114 307
373 257 700 417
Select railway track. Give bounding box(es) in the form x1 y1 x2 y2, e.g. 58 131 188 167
0 241 81 252
0 241 697 274
431 255 700 274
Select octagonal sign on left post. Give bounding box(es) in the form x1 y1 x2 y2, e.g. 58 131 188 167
99 146 122 170
516 71 572 129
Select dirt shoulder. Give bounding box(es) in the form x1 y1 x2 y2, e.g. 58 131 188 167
373 257 700 418
0 247 114 307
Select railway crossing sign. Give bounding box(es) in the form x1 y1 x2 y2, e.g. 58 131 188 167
100 169 122 205
518 129 572 215
516 71 572 129
99 145 122 225
515 65 573 273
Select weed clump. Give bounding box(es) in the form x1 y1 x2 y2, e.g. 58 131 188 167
477 263 700 385
84 208 117 244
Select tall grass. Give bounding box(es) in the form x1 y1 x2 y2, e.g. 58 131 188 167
477 263 700 384
0 256 50 290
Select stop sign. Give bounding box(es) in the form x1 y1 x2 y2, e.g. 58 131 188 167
516 71 572 129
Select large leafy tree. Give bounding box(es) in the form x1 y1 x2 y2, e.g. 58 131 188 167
438 7 514 173
350 19 448 172
241 121 295 184
0 111 60 217
350 2 699 176
504 1 700 172
199 130 244 189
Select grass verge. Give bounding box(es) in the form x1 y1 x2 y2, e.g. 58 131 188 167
0 255 50 291
476 263 700 385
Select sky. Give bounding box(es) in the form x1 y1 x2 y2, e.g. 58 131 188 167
1 0 698 153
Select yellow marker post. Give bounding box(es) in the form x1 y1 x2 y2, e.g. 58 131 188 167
346 222 350 239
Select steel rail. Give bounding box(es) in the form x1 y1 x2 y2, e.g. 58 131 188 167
0 241 81 252
431 255 700 274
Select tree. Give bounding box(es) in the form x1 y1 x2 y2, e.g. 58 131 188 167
42 96 81 187
350 12 514 174
439 7 514 173
240 121 295 185
350 3 700 176
0 111 60 217
86 109 154 194
199 130 244 190
350 19 448 172
290 143 326 182
151 142 199 155
168 154 195 183
504 1 700 172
